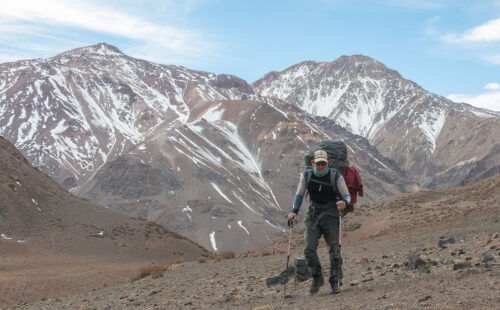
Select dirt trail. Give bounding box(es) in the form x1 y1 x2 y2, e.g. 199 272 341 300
10 211 499 310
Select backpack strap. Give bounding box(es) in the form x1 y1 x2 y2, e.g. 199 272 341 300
305 168 340 194
306 169 313 184
304 169 313 200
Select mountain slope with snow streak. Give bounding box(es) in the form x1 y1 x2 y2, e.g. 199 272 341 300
77 98 408 252
0 43 254 189
4 44 495 251
252 55 500 188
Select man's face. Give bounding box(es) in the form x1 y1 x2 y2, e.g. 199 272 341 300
314 161 327 174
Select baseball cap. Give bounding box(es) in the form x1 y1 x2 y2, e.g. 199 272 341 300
313 150 328 163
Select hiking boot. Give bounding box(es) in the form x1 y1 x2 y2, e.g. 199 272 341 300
309 275 324 294
331 283 341 294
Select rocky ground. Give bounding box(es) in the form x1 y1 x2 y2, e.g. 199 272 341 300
10 207 499 310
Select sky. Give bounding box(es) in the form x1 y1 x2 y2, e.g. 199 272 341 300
0 0 499 111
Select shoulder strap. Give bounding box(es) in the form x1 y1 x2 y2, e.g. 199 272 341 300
306 169 313 185
304 169 313 200
330 169 340 194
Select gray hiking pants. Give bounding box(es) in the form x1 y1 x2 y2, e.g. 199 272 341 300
304 202 342 285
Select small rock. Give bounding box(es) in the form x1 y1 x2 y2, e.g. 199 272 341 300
148 290 158 297
365 266 372 272
438 237 456 248
429 259 439 266
483 252 494 263
453 261 471 270
493 233 498 239
382 255 389 259
419 295 432 302
395 273 407 280
362 276 374 282
357 258 369 264
350 279 362 286
420 264 431 274
407 254 426 270
389 263 400 269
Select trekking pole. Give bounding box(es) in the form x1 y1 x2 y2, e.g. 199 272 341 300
339 215 342 247
338 215 342 288
284 220 294 299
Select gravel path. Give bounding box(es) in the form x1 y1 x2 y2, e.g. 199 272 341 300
16 214 499 310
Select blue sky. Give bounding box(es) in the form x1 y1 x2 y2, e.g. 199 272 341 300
1 0 499 111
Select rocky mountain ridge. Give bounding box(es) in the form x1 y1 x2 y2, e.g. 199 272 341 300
1 43 499 252
252 55 500 188
0 43 254 189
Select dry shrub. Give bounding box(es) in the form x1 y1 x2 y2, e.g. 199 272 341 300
170 258 185 265
221 251 236 259
213 255 222 262
198 257 207 263
261 249 273 256
131 264 169 282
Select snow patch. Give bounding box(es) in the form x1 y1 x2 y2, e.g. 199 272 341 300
211 183 232 203
238 220 250 235
232 191 260 215
209 231 218 251
419 109 446 153
265 220 280 230
1 233 12 240
202 103 225 122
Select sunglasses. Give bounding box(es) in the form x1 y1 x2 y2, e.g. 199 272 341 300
315 162 327 167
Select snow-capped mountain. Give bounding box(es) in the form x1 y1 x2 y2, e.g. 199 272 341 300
252 56 500 188
0 43 253 189
76 96 408 252
0 44 409 252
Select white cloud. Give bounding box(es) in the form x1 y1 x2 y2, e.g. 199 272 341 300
424 16 441 36
0 0 217 65
445 18 500 43
485 82 500 90
448 92 500 111
377 0 449 9
485 54 500 64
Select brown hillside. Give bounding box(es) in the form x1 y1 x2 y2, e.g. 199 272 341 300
256 173 500 255
0 137 210 308
15 174 500 309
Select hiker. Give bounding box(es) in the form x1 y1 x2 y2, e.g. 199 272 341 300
288 150 351 294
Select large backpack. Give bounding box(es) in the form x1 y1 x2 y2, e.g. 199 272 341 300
319 139 349 171
304 139 363 213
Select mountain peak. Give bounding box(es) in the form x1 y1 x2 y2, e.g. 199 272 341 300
54 43 124 59
92 43 123 54
335 54 388 69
